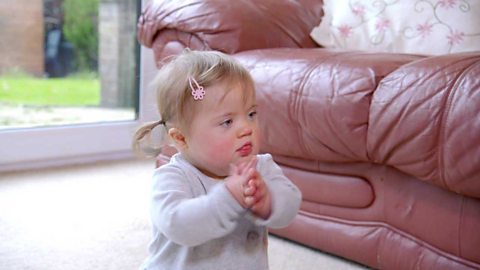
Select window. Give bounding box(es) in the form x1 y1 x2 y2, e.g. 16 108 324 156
0 0 153 171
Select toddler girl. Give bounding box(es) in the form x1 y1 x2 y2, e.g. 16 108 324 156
133 49 301 270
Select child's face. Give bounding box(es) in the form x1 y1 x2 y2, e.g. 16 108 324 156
183 81 259 178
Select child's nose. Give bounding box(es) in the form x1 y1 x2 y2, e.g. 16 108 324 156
238 121 253 137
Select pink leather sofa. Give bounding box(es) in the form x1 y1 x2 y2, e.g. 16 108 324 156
137 1 480 269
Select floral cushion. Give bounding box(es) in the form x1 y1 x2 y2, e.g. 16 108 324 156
311 0 480 55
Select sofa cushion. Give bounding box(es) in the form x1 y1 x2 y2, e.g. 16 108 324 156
311 0 480 55
234 48 419 163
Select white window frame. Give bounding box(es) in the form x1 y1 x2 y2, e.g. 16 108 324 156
0 46 158 172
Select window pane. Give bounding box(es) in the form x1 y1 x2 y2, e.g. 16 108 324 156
0 0 139 129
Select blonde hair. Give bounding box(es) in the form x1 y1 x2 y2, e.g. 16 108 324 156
132 49 255 157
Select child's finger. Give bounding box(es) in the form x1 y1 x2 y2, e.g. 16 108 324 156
250 197 266 212
253 187 264 202
246 156 257 170
244 184 256 196
237 161 248 174
244 179 258 196
238 156 256 174
245 196 255 207
229 163 239 176
253 180 268 199
243 168 256 182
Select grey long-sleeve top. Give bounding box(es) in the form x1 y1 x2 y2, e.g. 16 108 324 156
142 153 302 270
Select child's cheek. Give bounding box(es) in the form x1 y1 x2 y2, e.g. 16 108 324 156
205 140 234 165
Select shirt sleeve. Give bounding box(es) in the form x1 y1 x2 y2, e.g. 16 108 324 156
249 154 302 228
150 165 245 247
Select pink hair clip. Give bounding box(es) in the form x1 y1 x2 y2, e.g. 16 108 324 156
188 76 205 100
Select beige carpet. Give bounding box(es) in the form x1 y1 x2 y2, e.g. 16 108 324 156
0 159 368 270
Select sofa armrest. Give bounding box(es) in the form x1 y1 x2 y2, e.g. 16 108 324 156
137 0 323 64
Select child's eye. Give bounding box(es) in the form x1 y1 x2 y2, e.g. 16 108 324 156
221 119 233 127
248 111 257 120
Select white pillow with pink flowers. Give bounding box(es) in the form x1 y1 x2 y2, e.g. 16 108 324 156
311 0 480 55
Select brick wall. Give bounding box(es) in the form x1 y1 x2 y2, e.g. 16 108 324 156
0 0 44 76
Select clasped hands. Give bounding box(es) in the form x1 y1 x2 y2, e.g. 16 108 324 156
225 157 272 219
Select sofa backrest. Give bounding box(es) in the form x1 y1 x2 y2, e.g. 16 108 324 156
137 0 324 64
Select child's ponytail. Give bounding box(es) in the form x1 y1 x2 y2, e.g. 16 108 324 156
132 120 166 158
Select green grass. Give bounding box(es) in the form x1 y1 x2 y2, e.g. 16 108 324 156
0 73 100 106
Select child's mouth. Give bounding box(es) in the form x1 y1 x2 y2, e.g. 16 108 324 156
237 142 252 156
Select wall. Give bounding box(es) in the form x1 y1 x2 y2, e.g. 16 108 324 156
0 0 44 76
99 0 137 108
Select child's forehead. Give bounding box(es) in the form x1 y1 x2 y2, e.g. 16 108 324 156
210 78 253 100
197 81 255 113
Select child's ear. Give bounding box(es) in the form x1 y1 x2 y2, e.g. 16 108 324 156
168 128 187 150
